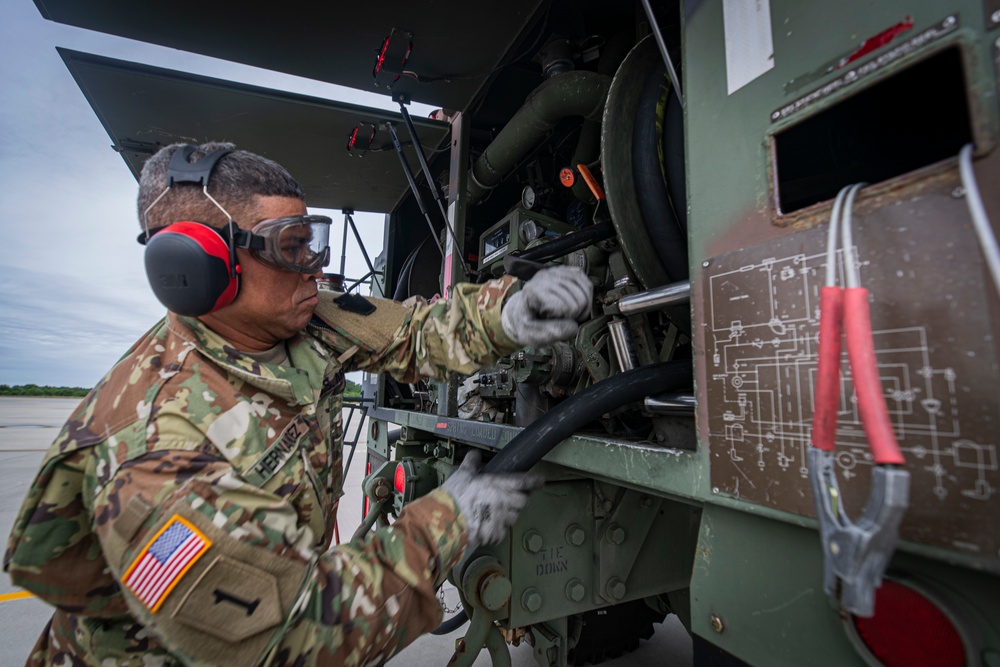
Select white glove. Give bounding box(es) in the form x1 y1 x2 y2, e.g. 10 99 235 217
501 265 593 347
442 450 544 550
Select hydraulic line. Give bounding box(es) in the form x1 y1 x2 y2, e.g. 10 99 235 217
516 221 616 264
433 360 693 635
484 360 692 474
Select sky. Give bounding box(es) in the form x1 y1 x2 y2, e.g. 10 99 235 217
0 0 433 387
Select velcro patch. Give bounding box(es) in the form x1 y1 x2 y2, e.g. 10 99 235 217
334 292 377 315
122 515 212 613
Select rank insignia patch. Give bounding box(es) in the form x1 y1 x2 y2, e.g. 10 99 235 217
122 515 211 612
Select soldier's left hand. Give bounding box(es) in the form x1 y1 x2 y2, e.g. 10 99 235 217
501 265 593 347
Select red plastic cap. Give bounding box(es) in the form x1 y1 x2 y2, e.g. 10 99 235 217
394 463 406 494
853 580 965 667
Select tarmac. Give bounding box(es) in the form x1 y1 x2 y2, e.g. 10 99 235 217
0 397 692 666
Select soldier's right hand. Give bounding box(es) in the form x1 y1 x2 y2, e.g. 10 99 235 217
442 450 544 550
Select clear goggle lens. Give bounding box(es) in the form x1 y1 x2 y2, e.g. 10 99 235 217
250 215 332 273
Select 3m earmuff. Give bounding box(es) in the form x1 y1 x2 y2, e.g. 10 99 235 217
140 146 238 317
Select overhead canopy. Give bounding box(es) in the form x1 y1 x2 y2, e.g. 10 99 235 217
37 0 547 112
60 49 451 213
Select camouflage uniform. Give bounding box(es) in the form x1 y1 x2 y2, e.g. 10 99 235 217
5 277 520 667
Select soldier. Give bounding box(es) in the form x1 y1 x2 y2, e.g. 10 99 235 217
5 143 594 666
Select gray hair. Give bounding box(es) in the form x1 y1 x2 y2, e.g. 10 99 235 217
137 142 305 229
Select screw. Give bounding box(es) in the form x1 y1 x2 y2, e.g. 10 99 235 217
712 487 720 494
523 531 543 553
566 580 586 602
702 260 711 268
607 524 626 545
521 588 543 612
710 614 725 633
606 578 627 600
951 186 966 199
566 525 586 546
944 15 956 27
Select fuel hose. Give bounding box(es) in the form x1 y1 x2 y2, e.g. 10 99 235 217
432 360 693 634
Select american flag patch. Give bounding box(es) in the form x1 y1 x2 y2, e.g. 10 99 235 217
122 515 211 613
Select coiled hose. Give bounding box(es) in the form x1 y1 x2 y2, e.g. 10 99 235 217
432 360 693 634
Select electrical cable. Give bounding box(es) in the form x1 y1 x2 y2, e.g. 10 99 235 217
958 143 1000 296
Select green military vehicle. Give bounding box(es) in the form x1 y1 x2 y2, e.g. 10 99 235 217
38 0 1000 664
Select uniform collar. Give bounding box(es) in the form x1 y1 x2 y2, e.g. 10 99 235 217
169 313 324 406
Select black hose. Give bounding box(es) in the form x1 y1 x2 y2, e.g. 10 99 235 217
432 610 470 635
485 360 692 473
516 221 617 264
633 65 688 282
432 360 693 634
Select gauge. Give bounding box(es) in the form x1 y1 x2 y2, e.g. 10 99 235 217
521 185 538 211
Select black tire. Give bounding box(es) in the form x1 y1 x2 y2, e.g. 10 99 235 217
568 599 667 666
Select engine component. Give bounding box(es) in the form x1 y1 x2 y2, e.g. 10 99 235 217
467 71 612 204
479 208 577 276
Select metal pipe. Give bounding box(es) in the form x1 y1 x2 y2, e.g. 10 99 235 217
639 0 684 109
607 319 638 371
644 392 695 416
467 71 612 204
385 122 446 259
396 100 470 280
618 280 690 315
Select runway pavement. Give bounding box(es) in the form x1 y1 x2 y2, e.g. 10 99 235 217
0 397 691 666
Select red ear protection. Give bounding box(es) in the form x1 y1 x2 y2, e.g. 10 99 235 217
142 146 238 316
144 222 241 316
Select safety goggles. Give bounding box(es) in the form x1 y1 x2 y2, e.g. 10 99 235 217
245 215 332 274
139 215 333 274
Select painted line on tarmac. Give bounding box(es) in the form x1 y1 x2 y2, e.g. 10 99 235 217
0 590 35 603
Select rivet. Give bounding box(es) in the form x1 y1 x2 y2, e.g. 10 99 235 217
710 614 725 633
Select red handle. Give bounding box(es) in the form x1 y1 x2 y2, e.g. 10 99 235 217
812 287 844 451
844 288 906 465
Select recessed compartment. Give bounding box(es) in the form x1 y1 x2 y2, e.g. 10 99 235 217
773 47 972 214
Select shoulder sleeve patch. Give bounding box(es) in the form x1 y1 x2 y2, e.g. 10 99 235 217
334 292 377 315
173 555 282 642
122 515 211 613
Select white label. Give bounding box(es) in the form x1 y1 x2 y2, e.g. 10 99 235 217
723 0 775 95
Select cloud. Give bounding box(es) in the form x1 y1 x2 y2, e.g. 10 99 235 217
1 0 417 386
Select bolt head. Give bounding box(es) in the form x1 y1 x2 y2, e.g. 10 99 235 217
607 578 626 600
521 589 543 612
566 580 586 602
566 525 586 546
523 531 543 553
607 525 626 545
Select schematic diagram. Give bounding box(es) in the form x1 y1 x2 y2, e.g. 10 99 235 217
703 220 999 557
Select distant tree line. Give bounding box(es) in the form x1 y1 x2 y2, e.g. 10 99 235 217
0 384 90 397
1 380 362 399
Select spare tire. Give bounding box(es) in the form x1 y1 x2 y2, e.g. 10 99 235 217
568 599 666 666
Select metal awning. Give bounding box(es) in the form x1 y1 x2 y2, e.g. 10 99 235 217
60 49 451 213
37 0 547 112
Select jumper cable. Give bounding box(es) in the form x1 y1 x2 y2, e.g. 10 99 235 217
808 183 910 618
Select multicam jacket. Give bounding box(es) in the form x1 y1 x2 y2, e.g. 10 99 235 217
5 277 519 667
